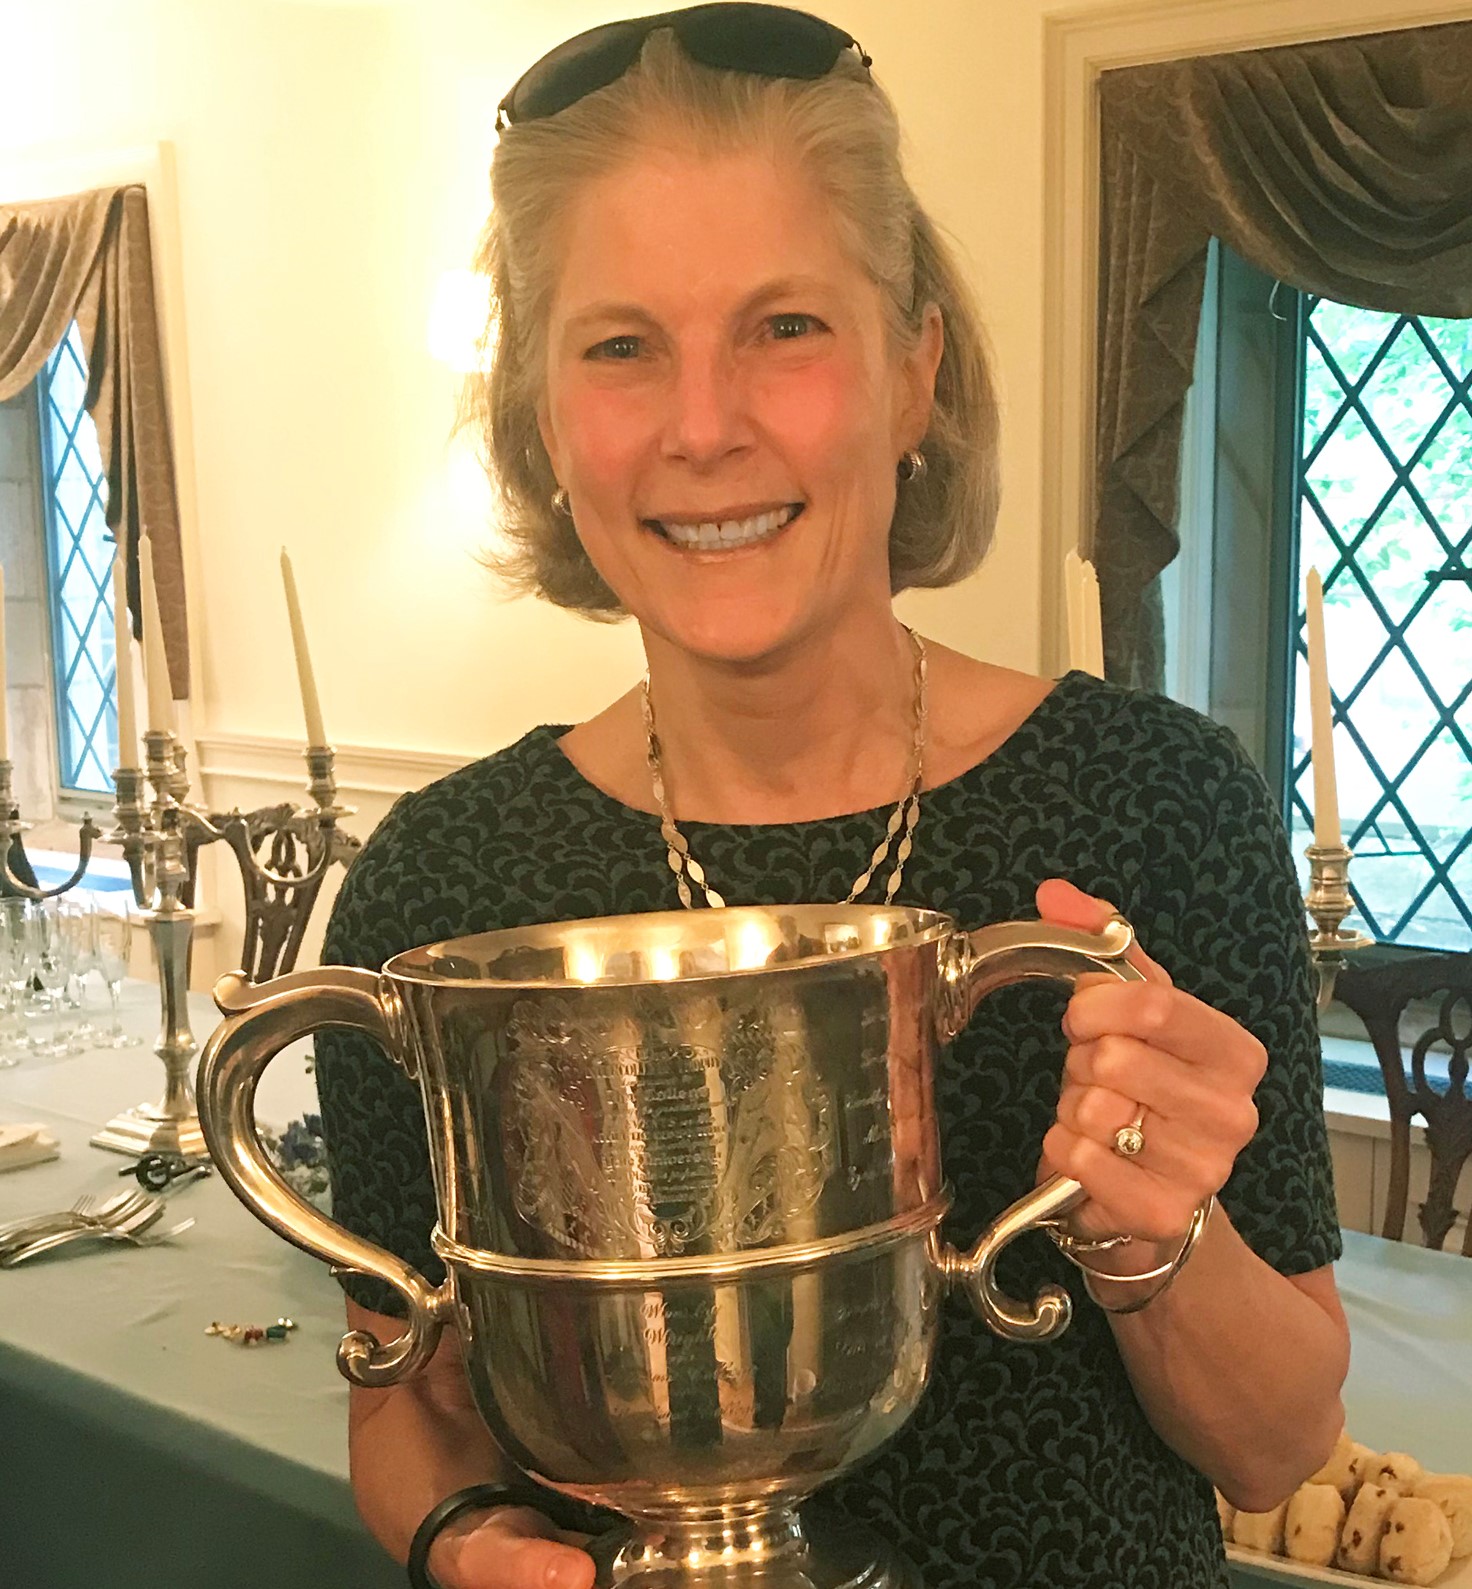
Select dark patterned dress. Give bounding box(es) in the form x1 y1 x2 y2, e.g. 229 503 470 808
314 672 1341 1588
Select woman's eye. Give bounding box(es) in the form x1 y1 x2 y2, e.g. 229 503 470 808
587 334 643 360
769 313 820 340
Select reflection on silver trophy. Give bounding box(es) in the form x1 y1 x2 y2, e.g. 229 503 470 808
197 904 1142 1587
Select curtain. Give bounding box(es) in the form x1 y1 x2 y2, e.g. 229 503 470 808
0 184 188 698
1094 20 1472 691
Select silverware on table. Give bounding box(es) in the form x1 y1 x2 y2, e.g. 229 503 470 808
0 1193 179 1265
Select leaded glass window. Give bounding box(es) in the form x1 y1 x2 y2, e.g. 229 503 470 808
1289 303 1472 951
38 322 117 795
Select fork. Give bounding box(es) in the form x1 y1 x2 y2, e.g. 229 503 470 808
0 1196 165 1265
0 1214 195 1265
0 1189 154 1254
0 1189 134 1243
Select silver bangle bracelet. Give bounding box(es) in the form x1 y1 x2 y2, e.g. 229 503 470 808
1056 1195 1216 1315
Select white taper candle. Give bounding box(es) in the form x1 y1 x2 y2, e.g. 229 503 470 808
280 548 327 747
1304 567 1343 848
138 535 175 736
111 546 140 768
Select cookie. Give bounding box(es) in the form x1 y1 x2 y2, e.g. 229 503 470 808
1368 1452 1428 1497
1232 1499 1289 1555
1337 1482 1399 1573
1379 1495 1454 1586
1214 1489 1236 1537
1285 1482 1345 1568
1309 1429 1361 1502
1414 1473 1472 1561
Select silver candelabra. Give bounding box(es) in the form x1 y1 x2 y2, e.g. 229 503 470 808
91 729 221 1157
92 733 357 1158
0 760 103 899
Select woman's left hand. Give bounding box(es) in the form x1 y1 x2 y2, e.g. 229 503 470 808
1034 877 1267 1246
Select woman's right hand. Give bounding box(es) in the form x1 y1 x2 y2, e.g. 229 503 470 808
429 1503 598 1589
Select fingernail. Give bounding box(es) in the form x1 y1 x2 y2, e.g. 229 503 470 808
547 1551 592 1589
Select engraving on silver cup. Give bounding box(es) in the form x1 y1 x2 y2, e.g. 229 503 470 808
196 905 1142 1587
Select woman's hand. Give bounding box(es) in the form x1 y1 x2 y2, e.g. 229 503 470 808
1034 877 1267 1248
428 1503 597 1589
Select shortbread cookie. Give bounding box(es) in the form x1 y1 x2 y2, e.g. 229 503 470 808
1232 1499 1289 1555
1368 1452 1428 1496
1285 1482 1345 1568
1348 1443 1384 1491
1214 1489 1236 1537
1379 1495 1454 1585
1337 1482 1399 1573
1414 1473 1472 1560
1308 1429 1356 1494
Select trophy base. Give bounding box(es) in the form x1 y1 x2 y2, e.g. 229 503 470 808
588 1509 922 1588
90 1105 207 1160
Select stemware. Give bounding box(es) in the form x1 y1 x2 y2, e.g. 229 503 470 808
59 900 99 1045
93 906 142 1049
0 899 28 1066
22 901 82 1059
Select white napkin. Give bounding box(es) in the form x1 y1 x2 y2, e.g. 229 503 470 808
0 1123 61 1173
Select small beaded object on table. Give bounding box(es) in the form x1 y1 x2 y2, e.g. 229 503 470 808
205 1317 299 1346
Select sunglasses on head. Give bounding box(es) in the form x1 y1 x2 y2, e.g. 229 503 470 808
496 2 872 130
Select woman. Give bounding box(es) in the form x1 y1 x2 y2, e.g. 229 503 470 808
315 8 1350 1587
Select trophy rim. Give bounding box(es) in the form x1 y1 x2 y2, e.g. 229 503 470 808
382 902 957 991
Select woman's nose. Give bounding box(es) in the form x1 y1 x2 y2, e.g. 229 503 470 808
661 347 751 467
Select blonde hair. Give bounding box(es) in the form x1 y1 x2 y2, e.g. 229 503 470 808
462 27 1000 618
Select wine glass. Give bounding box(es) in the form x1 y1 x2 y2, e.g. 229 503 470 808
93 907 142 1048
0 899 28 1066
59 900 99 1045
23 901 77 1059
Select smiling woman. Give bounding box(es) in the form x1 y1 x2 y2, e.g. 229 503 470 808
310 9 1351 1589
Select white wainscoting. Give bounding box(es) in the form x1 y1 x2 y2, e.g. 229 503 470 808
1326 1088 1468 1252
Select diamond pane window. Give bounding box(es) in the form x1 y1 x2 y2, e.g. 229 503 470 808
1287 304 1472 950
38 323 117 795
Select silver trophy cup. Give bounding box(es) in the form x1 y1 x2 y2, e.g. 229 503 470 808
196 905 1142 1587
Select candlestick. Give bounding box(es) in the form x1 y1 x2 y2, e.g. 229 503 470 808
138 536 175 736
279 548 327 748
1304 567 1342 848
111 547 140 769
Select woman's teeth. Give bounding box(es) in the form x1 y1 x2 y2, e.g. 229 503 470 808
650 504 800 551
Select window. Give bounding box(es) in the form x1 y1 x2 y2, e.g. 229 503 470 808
1293 301 1472 951
37 322 118 797
1178 244 1472 957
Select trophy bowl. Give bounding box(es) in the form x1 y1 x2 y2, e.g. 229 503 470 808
196 904 1142 1586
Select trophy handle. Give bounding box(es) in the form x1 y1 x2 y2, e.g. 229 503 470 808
934 916 1146 1343
197 967 454 1388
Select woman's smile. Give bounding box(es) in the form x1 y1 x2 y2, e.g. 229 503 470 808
642 502 804 551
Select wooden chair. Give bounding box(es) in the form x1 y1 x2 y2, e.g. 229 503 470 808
206 803 361 983
1333 950 1472 1254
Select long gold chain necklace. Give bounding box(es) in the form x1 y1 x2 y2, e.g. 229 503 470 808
641 629 928 909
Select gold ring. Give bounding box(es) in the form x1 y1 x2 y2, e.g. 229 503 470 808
1113 1108 1147 1159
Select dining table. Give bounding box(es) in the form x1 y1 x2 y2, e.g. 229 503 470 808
0 977 1468 1589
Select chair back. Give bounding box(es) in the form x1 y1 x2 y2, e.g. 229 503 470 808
210 804 361 982
1334 951 1472 1253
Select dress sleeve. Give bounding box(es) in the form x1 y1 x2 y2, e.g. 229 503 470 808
313 795 444 1317
1157 747 1343 1276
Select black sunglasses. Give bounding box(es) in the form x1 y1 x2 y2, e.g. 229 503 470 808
496 3 872 130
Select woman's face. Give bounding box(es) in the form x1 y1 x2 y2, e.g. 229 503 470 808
536 141 943 664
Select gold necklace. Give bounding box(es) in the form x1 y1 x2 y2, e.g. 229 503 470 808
641 629 928 909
